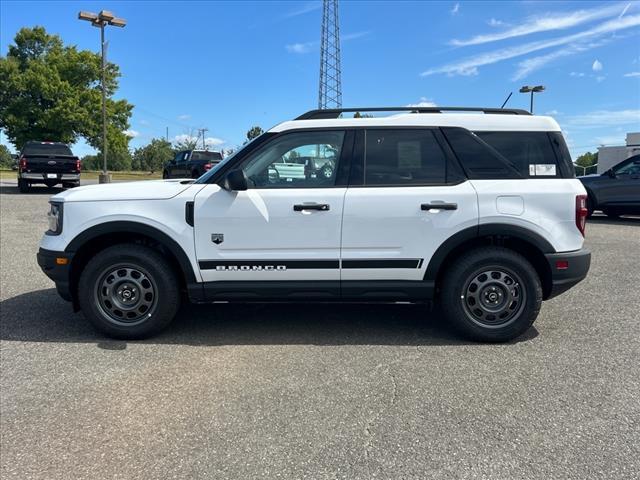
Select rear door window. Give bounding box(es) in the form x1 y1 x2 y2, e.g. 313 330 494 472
475 131 562 178
363 129 451 185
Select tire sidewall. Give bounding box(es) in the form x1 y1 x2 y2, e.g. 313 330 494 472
441 248 542 342
78 245 180 339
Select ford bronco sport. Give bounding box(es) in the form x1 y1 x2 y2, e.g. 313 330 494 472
37 107 591 342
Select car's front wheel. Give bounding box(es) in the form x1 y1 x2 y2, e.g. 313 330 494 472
439 247 542 342
78 244 180 339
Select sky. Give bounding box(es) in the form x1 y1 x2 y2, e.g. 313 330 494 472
1 0 639 159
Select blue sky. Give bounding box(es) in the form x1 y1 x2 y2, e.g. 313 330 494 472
1 0 639 159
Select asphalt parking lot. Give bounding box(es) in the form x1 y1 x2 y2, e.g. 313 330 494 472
1 181 639 480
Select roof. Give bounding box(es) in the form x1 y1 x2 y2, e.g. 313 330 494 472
270 110 562 133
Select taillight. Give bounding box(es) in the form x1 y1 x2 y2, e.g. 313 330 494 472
19 156 27 171
76 159 81 172
576 195 588 237
203 163 212 171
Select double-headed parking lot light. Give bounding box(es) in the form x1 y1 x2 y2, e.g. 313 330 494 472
519 85 545 114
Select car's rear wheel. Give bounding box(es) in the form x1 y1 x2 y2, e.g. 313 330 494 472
440 246 542 342
602 208 620 219
78 244 180 339
17 178 29 193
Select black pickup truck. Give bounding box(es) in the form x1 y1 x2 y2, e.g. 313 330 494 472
17 141 81 193
162 149 223 179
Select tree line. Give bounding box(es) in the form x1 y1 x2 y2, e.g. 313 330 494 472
0 26 264 172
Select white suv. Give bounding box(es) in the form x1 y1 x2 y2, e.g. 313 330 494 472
37 107 591 342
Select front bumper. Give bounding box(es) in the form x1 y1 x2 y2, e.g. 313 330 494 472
20 173 80 182
544 248 591 300
37 248 73 301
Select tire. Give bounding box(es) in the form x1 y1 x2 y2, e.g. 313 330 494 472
439 246 542 342
63 181 80 189
18 178 29 193
320 164 334 179
78 244 180 339
603 208 620 219
162 170 169 179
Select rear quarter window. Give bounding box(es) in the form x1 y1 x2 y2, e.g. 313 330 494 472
475 131 571 178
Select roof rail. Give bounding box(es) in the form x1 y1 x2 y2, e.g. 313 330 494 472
295 106 532 120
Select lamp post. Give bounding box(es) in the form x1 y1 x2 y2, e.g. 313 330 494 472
78 10 126 183
519 85 545 114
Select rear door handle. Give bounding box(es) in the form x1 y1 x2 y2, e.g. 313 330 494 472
294 203 330 212
421 202 458 211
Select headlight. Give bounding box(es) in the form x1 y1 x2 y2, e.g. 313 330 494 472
46 202 63 235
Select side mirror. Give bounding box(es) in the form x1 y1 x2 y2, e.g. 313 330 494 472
224 169 248 191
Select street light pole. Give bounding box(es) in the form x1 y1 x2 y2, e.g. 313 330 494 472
100 23 107 182
78 10 126 184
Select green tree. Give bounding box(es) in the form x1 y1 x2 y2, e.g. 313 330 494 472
81 154 100 171
133 138 173 172
575 151 598 175
245 126 263 144
0 144 14 169
0 26 133 158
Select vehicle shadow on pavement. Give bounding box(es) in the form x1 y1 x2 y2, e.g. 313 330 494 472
0 288 538 347
587 215 640 226
0 185 64 195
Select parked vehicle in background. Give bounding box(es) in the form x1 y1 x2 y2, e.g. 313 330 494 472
37 106 591 343
579 154 640 217
162 150 223 179
18 141 81 193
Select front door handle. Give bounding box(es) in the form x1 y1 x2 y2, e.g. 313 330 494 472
421 202 458 211
294 203 330 212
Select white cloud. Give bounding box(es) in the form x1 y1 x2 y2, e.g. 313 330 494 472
513 37 609 80
619 3 631 18
286 31 370 54
451 3 459 15
592 59 603 71
488 18 506 27
450 2 633 46
422 14 640 77
204 137 224 147
177 114 191 121
566 109 640 127
624 71 640 76
545 110 560 115
282 1 321 19
173 134 224 148
595 75 606 82
570 72 586 77
285 42 315 54
406 97 437 107
123 129 139 138
138 119 150 126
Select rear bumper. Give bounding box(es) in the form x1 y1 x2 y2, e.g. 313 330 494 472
37 248 73 301
544 248 591 300
20 173 80 182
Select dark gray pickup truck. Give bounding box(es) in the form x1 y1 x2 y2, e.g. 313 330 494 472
17 141 81 193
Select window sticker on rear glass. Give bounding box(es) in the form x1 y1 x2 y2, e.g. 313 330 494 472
533 164 556 176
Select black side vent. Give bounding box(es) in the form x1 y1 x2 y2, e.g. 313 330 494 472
185 201 194 227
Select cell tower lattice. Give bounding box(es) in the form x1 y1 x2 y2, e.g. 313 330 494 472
318 0 342 109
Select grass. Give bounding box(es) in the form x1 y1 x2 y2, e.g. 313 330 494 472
0 169 161 181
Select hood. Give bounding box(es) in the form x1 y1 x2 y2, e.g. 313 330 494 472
51 179 197 203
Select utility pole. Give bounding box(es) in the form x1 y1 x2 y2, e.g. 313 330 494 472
166 126 169 142
198 128 208 149
78 10 126 183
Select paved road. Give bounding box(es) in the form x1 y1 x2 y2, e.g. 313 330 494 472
1 183 639 479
